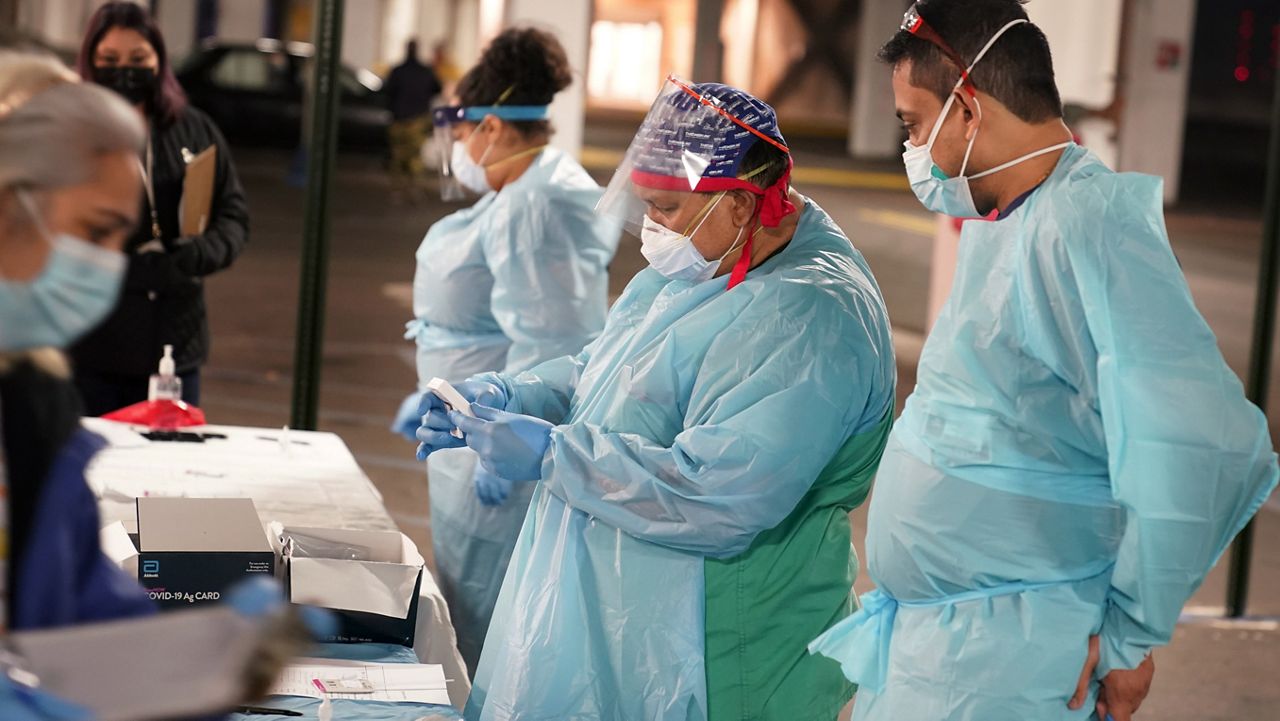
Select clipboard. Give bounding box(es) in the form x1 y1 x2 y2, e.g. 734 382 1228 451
180 145 217 236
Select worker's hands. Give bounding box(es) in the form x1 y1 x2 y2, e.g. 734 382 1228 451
1097 654 1155 721
416 380 508 418
474 465 515 506
415 397 467 460
1069 635 1155 721
225 577 338 703
451 405 553 482
414 380 508 461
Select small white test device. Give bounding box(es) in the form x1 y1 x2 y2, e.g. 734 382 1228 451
427 377 475 439
320 677 376 694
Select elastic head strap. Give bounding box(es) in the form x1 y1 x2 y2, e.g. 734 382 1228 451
666 75 790 154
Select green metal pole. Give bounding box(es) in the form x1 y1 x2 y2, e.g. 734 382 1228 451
1226 65 1280 618
290 0 344 431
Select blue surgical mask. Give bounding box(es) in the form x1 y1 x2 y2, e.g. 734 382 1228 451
0 191 126 351
902 18 1070 218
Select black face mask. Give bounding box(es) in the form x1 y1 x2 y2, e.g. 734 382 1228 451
92 65 158 106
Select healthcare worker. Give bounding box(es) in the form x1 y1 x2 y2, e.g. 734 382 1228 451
0 52 332 721
390 27 619 675
0 50 156 629
417 79 896 720
809 3 1280 721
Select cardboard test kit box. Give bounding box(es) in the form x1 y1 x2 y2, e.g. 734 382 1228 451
272 524 425 647
134 497 275 609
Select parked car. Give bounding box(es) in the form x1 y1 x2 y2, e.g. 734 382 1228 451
176 39 391 150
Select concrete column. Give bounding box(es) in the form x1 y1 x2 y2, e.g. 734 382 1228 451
154 0 199 63
850 0 908 159
452 0 482 70
501 0 590 158
340 0 381 69
17 0 106 51
1116 0 1196 203
691 0 724 82
926 215 960 332
217 0 265 43
1025 0 1123 169
413 0 450 50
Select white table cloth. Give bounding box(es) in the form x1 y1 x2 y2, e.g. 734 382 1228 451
82 418 471 708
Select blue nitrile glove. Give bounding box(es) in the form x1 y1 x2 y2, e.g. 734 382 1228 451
391 392 424 442
415 395 467 461
414 380 508 461
225 576 337 639
451 405 553 482
474 465 515 507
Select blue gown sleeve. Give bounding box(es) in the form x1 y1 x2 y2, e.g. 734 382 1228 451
482 192 612 374
538 306 873 560
1059 175 1279 675
472 344 593 426
14 429 155 630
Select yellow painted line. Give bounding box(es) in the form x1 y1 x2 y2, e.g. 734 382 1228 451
857 208 935 237
793 166 909 191
578 145 909 192
579 145 624 168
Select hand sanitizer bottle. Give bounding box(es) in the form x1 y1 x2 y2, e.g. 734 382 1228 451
148 345 183 402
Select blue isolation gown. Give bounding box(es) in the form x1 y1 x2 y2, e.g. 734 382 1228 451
463 197 897 720
13 428 155 630
399 147 618 673
811 144 1279 721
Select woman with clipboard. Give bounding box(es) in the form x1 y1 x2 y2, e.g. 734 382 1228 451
70 2 249 416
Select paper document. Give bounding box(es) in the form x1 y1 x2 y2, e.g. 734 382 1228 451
270 659 450 705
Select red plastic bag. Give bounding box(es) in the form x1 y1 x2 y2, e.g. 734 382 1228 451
102 399 206 429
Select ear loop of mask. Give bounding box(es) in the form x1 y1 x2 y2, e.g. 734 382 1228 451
467 120 496 169
681 191 727 237
927 18 1028 179
469 113 550 174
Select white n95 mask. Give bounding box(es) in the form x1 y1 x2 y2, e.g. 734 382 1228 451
640 194 746 283
451 131 493 195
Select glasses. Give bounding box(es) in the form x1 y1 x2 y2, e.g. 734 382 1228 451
901 4 976 95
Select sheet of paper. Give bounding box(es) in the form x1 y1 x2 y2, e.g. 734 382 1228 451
269 661 449 705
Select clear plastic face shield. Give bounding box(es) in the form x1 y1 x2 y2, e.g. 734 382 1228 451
431 103 550 201
596 76 789 239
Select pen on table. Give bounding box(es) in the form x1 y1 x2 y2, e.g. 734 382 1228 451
312 678 327 694
235 706 302 716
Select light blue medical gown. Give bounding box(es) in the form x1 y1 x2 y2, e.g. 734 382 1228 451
811 144 1279 721
463 198 896 720
403 147 618 673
